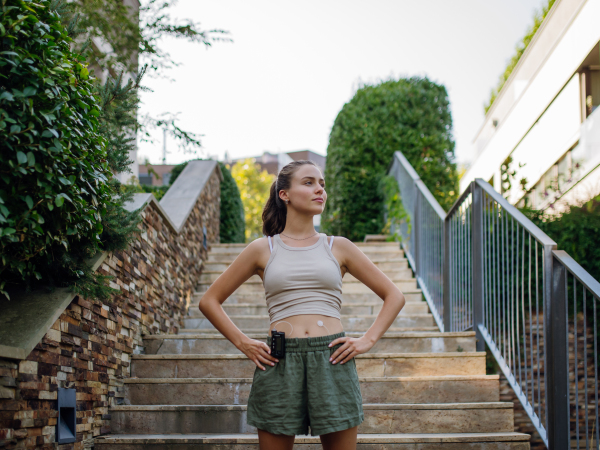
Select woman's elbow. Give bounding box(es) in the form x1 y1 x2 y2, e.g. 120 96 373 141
198 294 211 313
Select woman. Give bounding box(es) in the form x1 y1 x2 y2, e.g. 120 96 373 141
199 160 406 450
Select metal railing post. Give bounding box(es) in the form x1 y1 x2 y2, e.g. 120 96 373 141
443 215 451 332
471 182 485 351
413 187 421 282
547 255 569 449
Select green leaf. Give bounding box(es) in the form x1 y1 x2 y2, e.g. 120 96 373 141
25 195 33 209
58 176 71 185
0 91 14 101
42 129 59 138
16 151 27 164
23 86 36 96
1 227 16 236
27 152 35 166
55 195 64 207
79 66 89 80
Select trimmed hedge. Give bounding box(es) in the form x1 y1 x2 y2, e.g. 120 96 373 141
322 77 458 241
169 160 245 243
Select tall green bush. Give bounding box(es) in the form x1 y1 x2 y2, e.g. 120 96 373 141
322 77 458 241
169 160 245 243
0 0 141 300
218 162 245 243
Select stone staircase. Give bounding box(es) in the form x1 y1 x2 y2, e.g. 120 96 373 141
96 241 530 449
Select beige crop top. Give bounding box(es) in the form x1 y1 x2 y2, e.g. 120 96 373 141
263 233 343 323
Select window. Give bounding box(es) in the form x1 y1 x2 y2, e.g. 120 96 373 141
139 174 153 186
578 42 600 120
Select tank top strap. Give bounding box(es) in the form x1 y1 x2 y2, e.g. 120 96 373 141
328 235 334 249
267 235 273 253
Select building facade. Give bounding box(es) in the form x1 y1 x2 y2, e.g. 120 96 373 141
462 0 600 212
225 149 327 177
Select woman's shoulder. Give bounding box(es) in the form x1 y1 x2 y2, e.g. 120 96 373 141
325 234 352 247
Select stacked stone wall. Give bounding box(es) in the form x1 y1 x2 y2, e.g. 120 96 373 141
494 311 597 450
0 167 221 449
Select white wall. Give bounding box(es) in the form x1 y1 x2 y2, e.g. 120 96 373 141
462 0 600 193
505 74 581 203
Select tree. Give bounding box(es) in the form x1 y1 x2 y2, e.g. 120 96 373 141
322 77 458 242
68 0 230 156
230 159 274 242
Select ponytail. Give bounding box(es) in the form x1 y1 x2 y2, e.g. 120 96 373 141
262 160 318 236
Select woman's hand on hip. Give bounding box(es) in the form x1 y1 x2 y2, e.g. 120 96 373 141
238 337 279 370
328 336 374 365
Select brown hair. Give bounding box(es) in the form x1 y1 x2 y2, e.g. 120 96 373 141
262 160 319 237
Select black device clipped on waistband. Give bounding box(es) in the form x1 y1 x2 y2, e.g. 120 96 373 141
271 329 286 358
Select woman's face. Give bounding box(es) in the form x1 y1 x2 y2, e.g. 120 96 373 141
283 164 327 215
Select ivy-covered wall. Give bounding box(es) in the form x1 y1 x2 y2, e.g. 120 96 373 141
0 166 221 449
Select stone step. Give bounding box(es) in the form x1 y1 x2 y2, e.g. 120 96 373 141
202 259 409 272
123 375 499 405
142 331 476 355
193 290 424 304
108 402 515 435
131 352 486 378
179 326 441 335
182 313 436 331
187 302 430 317
196 279 418 294
207 252 406 263
199 269 414 284
96 432 530 449
207 243 404 254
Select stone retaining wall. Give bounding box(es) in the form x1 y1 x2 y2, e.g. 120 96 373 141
0 161 222 449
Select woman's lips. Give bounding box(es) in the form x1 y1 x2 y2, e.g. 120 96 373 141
313 199 323 203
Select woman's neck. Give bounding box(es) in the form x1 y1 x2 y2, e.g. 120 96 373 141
282 209 317 238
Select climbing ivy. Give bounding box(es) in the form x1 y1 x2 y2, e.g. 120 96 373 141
0 0 142 300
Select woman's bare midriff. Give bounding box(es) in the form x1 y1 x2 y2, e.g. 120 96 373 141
268 314 344 338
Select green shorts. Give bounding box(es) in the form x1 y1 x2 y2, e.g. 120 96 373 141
246 331 364 436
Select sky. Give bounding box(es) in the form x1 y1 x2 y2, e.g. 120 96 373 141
137 0 544 168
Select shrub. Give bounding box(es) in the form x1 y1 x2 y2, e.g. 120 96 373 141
218 161 245 243
0 0 141 300
322 77 458 241
525 196 600 283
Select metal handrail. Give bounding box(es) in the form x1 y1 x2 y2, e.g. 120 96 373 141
416 180 445 219
552 250 600 297
387 150 600 449
476 180 557 247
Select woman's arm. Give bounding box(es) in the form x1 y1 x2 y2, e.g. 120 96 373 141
328 237 406 364
199 238 278 370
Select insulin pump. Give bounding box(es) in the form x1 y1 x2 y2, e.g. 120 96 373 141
270 329 286 358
